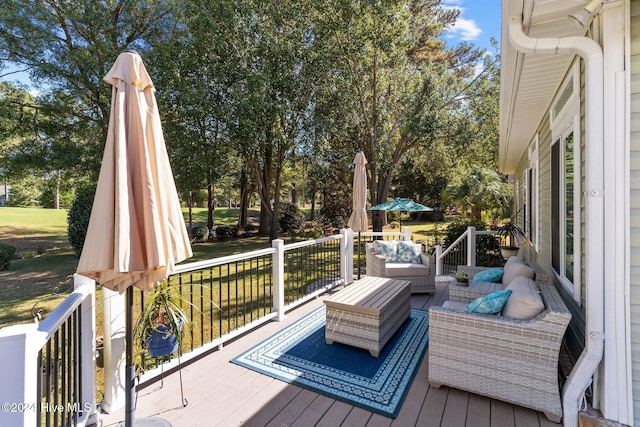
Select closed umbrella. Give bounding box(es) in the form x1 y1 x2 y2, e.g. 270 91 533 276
77 50 192 427
369 198 433 231
347 152 368 280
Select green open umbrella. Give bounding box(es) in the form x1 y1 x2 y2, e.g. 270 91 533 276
369 198 433 231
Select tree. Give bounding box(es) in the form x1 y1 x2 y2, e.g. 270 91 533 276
150 4 234 232
442 166 511 221
0 1 186 178
312 0 486 231
226 0 319 239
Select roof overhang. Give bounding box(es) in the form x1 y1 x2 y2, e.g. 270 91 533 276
499 0 592 174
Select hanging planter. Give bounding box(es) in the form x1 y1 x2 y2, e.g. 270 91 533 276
146 320 182 358
136 280 189 360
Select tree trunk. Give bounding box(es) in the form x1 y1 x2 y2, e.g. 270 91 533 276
54 172 60 210
310 182 316 220
258 148 273 236
187 190 193 231
207 181 215 230
238 167 249 228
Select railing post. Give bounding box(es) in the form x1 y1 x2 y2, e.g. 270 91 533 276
74 274 99 424
100 285 126 413
272 239 286 321
435 245 443 276
467 226 476 266
341 229 353 284
403 227 411 241
0 323 43 427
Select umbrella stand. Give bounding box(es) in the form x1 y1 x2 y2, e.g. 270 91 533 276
357 231 362 280
125 286 135 427
123 286 174 427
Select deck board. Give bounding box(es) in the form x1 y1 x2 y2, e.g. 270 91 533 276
98 277 564 427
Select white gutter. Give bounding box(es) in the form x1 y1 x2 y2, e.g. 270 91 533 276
508 14 605 427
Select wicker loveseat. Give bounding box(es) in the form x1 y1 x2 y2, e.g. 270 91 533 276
365 241 435 294
428 281 571 422
450 258 548 302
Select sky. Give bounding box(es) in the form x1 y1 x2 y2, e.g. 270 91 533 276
443 0 502 53
1 0 502 94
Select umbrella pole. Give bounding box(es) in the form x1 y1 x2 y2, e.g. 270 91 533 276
125 286 135 427
357 232 362 280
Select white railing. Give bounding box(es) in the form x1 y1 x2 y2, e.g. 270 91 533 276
435 226 508 275
101 229 355 413
3 226 427 425
0 275 97 427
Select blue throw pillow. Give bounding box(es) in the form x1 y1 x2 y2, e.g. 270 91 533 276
473 267 504 283
466 290 512 315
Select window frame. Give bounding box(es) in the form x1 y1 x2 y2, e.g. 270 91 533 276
527 135 539 252
550 65 581 303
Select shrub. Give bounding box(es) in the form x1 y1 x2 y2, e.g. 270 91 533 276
278 203 305 233
215 225 235 240
191 225 209 243
68 184 97 256
318 193 350 230
0 243 16 271
444 218 500 266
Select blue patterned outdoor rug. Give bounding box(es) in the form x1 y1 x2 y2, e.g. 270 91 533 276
231 306 429 418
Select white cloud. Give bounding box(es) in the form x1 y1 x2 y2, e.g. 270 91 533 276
441 3 483 42
449 17 483 41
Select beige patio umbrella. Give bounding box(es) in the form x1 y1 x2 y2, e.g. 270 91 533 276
76 49 192 427
347 151 368 280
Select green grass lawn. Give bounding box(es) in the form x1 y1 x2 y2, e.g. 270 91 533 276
0 206 449 328
0 206 270 328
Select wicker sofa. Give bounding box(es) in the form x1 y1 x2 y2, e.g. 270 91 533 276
450 259 548 302
428 280 571 422
365 242 435 294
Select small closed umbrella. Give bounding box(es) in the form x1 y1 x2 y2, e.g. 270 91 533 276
347 152 368 280
369 198 433 231
77 50 192 427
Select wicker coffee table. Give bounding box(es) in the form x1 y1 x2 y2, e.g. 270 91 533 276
324 276 411 357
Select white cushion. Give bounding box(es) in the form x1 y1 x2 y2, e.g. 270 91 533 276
396 241 422 263
384 263 429 277
373 240 398 262
502 276 545 320
501 256 535 285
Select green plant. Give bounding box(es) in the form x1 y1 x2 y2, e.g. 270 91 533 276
278 202 305 233
496 220 527 248
135 280 190 355
451 270 468 283
444 218 501 267
215 225 235 240
0 243 16 271
67 184 97 256
191 225 209 243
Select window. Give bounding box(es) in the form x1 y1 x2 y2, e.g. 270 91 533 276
550 64 581 301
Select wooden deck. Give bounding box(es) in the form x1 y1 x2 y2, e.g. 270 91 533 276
98 279 563 427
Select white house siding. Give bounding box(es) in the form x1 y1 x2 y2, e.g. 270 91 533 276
629 2 640 423
511 58 586 364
